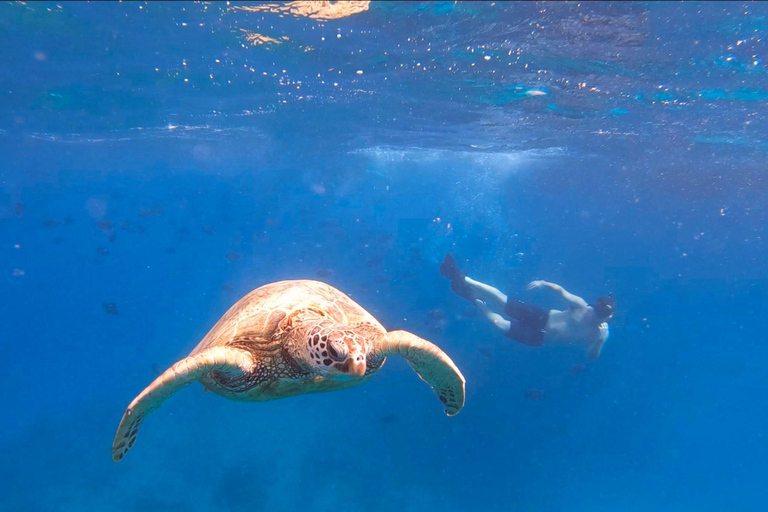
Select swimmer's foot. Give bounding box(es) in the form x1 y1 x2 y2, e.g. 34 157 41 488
473 299 490 316
439 254 463 280
440 254 474 301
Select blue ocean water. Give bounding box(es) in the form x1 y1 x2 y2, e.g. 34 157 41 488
1 1 767 510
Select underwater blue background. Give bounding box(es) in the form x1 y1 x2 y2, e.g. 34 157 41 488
1 1 767 511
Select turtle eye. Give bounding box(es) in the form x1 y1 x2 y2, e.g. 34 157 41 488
327 340 348 361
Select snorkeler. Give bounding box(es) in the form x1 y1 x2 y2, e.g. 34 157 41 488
439 254 615 360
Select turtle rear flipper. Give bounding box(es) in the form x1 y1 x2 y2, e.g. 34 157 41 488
112 346 254 462
381 330 465 416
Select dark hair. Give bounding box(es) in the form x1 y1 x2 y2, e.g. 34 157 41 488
592 294 616 320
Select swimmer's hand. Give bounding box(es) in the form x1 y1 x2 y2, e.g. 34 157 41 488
526 280 547 291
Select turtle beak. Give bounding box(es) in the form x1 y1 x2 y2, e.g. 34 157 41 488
347 355 366 377
332 356 367 377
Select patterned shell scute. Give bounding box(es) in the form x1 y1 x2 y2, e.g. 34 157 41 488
190 280 386 356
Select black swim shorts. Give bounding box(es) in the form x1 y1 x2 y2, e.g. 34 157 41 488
503 298 549 347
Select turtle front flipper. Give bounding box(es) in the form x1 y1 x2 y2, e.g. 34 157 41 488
112 346 254 462
380 330 466 416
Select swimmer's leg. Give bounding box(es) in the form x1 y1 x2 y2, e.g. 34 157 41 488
440 254 508 310
465 277 508 311
474 299 512 333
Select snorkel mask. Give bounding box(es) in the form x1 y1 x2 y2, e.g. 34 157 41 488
592 294 616 321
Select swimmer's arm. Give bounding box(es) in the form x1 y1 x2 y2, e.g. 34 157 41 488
587 323 610 361
526 280 589 309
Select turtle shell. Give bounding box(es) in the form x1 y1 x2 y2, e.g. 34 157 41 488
190 280 386 357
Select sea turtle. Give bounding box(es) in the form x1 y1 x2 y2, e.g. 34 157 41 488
112 279 466 462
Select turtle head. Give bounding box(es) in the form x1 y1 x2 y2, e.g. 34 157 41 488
304 322 368 380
